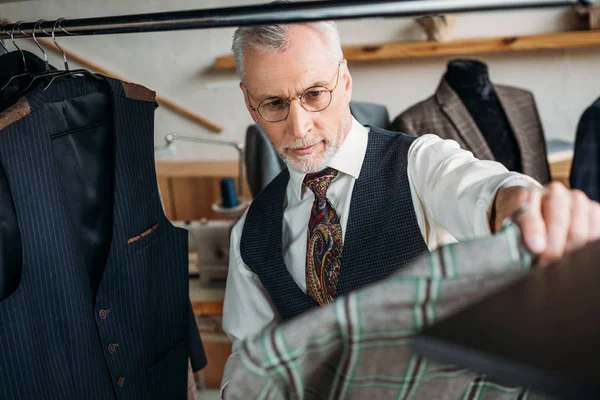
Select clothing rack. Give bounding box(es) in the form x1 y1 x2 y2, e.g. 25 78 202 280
0 0 594 39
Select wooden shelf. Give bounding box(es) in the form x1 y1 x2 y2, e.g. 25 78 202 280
213 30 600 70
156 160 241 178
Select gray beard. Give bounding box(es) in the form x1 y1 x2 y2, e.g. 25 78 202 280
277 140 340 174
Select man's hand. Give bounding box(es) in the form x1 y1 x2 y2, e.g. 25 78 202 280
492 182 600 267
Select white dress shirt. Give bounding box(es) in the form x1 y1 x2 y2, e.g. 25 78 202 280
221 117 538 391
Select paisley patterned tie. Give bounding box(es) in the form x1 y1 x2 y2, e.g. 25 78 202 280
304 168 343 306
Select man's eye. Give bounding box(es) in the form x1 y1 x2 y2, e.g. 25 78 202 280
306 90 323 98
263 98 285 109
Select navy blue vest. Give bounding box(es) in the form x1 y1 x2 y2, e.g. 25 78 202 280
241 127 428 321
0 77 189 399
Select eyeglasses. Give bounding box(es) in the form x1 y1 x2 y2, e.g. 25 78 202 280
246 63 341 123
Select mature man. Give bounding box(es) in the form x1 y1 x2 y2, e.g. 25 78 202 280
221 16 600 392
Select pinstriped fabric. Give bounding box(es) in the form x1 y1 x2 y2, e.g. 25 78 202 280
0 76 188 399
102 78 189 399
240 128 428 322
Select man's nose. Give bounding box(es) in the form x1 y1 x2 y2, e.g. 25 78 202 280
287 100 312 139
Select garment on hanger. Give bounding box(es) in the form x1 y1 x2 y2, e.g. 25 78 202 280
570 97 600 201
0 50 56 111
0 72 197 399
0 49 207 377
391 59 550 184
0 50 57 302
225 224 553 399
0 51 113 300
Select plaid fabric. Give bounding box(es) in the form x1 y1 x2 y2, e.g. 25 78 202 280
225 225 555 400
187 359 198 400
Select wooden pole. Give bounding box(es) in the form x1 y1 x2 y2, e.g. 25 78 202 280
37 37 223 133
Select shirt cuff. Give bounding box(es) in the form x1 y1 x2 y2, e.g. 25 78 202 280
473 174 542 237
500 176 542 190
220 382 228 400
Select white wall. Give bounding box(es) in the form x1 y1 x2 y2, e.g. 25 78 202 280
2 0 599 161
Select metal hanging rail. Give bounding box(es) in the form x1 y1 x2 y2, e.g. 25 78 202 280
0 0 594 39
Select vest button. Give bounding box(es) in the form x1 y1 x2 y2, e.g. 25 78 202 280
108 343 119 354
117 376 125 387
98 309 110 320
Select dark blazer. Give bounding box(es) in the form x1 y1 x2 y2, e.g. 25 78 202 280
391 79 551 184
0 50 57 111
244 101 391 198
570 97 600 201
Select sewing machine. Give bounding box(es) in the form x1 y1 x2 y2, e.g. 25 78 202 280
173 219 233 289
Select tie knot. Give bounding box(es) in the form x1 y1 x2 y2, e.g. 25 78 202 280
303 168 338 198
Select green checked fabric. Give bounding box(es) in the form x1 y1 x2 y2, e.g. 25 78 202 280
225 225 555 400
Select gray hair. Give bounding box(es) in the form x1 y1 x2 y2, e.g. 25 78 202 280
231 1 343 81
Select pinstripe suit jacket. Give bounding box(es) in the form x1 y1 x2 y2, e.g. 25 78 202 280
391 79 550 184
0 76 189 399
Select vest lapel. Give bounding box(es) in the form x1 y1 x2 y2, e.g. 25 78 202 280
241 169 318 321
270 171 317 306
103 77 163 257
435 79 495 160
17 84 94 290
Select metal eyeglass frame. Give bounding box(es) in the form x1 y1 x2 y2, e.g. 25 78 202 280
246 62 342 123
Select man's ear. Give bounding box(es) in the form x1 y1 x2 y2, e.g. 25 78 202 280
340 59 353 103
240 82 260 124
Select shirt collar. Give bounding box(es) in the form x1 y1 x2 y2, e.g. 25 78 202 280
288 116 369 201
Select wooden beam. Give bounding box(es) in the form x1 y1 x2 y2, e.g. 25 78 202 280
214 53 238 70
213 30 600 70
36 37 223 133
